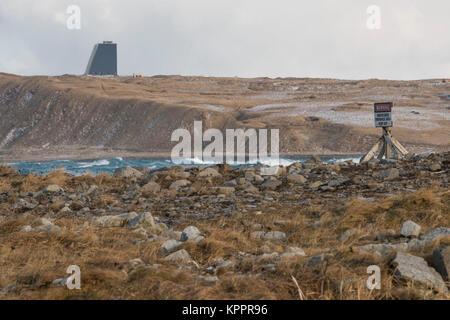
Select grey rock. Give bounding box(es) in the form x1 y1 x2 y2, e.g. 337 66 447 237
263 231 286 241
21 225 32 232
306 254 327 267
216 260 235 270
256 252 279 263
391 252 448 293
164 249 191 262
421 227 450 242
280 247 306 259
432 246 450 281
309 181 323 190
400 220 421 237
127 212 167 233
198 167 222 178
180 226 202 242
251 231 266 240
384 168 400 181
429 163 441 172
338 229 357 242
286 173 307 184
95 212 138 227
141 181 161 193
197 275 219 283
169 179 191 190
160 239 182 254
261 179 282 190
43 184 63 193
354 243 409 258
113 166 143 178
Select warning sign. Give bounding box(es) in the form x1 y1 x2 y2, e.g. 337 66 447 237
374 102 393 127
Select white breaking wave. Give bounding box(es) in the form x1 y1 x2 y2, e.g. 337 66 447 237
78 159 110 168
173 157 296 167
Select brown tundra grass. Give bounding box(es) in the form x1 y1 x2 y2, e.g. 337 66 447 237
0 167 448 300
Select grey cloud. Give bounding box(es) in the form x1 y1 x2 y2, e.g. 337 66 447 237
0 0 449 79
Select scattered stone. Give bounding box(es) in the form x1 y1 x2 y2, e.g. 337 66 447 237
306 254 327 267
421 227 450 242
309 181 323 190
114 166 143 178
164 249 191 262
338 229 357 242
198 167 222 178
216 260 235 271
354 243 409 258
160 239 182 254
95 212 138 227
181 226 203 242
280 247 306 259
251 231 265 240
127 212 167 233
384 168 400 181
21 225 32 232
400 220 421 237
141 181 161 193
43 184 63 193
391 252 448 293
52 278 68 287
429 163 441 172
169 179 191 190
432 246 450 281
286 173 307 184
263 231 286 241
197 275 219 283
256 252 279 263
261 179 282 190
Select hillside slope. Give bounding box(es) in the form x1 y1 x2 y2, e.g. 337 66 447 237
0 73 448 160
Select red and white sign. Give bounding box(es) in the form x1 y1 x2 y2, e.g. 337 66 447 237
374 102 393 127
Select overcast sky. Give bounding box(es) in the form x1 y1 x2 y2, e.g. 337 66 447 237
0 0 449 79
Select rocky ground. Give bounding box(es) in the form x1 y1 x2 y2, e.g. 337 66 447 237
0 152 449 299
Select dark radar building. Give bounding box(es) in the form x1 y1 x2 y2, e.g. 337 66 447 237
85 41 117 76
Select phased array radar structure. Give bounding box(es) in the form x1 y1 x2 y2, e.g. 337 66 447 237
85 41 117 76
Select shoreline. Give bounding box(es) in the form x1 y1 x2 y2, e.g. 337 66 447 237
0 148 367 163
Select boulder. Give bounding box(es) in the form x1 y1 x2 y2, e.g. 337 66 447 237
421 227 450 242
114 166 143 178
43 184 63 193
181 226 203 242
94 212 138 227
169 179 191 190
400 221 421 237
198 167 222 178
127 212 167 233
391 252 448 293
263 231 286 241
432 246 450 281
141 181 161 193
160 239 183 254
261 179 282 190
164 249 191 262
286 173 307 184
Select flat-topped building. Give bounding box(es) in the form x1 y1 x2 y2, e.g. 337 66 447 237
85 41 117 76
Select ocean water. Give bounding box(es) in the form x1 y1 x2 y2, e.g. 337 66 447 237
8 155 362 176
